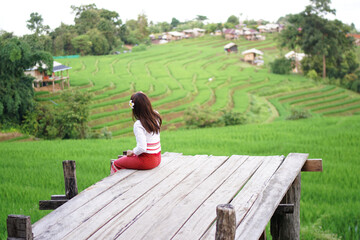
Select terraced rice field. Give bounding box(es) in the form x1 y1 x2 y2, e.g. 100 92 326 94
34 35 360 137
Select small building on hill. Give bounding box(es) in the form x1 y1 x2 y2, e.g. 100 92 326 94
223 29 237 40
347 34 360 46
224 42 238 53
25 61 72 92
242 48 264 65
285 51 306 73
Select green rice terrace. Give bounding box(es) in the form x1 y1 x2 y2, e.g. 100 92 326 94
32 35 360 137
1 35 359 239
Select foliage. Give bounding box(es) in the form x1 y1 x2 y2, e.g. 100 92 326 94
131 44 147 52
286 108 312 120
184 104 219 128
22 90 93 139
270 57 293 74
227 15 239 26
306 69 319 80
219 110 246 126
26 12 50 36
71 35 92 55
171 18 180 28
0 36 53 125
279 0 358 80
184 105 246 128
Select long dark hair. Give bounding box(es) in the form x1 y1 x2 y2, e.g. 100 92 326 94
130 92 162 134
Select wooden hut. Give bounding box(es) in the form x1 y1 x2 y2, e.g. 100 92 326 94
242 48 264 65
25 61 72 92
224 42 238 53
223 29 237 40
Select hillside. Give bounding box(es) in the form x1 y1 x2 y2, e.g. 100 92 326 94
33 35 360 138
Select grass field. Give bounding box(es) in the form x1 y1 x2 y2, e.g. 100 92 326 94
1 34 360 239
1 116 360 239
32 35 360 138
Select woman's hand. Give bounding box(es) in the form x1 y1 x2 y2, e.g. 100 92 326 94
127 150 135 157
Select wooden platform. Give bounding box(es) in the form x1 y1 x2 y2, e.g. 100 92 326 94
29 152 316 239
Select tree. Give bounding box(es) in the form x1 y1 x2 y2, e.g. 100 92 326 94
137 13 149 40
88 29 109 55
71 35 92 55
171 18 180 28
227 15 239 26
278 0 357 79
26 12 50 36
0 35 52 125
196 15 208 21
23 90 93 139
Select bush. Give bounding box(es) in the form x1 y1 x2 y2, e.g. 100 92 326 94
184 105 246 128
270 57 292 75
219 110 246 126
22 90 93 139
286 108 312 120
184 104 219 128
307 69 318 81
132 44 147 52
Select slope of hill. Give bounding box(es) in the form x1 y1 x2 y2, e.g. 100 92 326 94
34 35 360 138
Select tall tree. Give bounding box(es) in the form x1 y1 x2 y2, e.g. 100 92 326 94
26 12 50 36
0 35 52 125
196 15 208 21
171 18 180 28
279 0 357 79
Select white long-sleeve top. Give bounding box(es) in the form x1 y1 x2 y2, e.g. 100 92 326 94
132 120 161 156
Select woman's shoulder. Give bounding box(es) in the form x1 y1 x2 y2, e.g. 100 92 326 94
134 120 141 127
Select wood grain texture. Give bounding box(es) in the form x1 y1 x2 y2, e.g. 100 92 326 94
202 155 284 239
62 160 78 199
271 173 301 240
39 200 68 210
99 155 228 240
30 152 315 240
215 204 236 240
235 153 308 240
301 159 322 172
7 215 33 240
32 154 181 238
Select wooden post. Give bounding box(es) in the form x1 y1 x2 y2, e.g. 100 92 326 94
63 160 78 199
7 215 33 240
259 231 266 240
270 173 301 240
215 204 236 240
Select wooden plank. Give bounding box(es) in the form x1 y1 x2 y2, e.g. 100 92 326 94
32 153 180 238
301 159 322 172
274 204 294 215
70 155 217 240
115 155 247 239
51 195 67 200
39 200 68 210
34 154 184 240
41 154 195 240
235 153 308 240
174 156 265 239
92 155 228 240
271 174 301 240
201 155 284 239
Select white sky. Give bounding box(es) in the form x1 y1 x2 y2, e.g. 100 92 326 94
1 0 359 36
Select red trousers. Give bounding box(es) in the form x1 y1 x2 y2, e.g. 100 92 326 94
111 152 161 174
